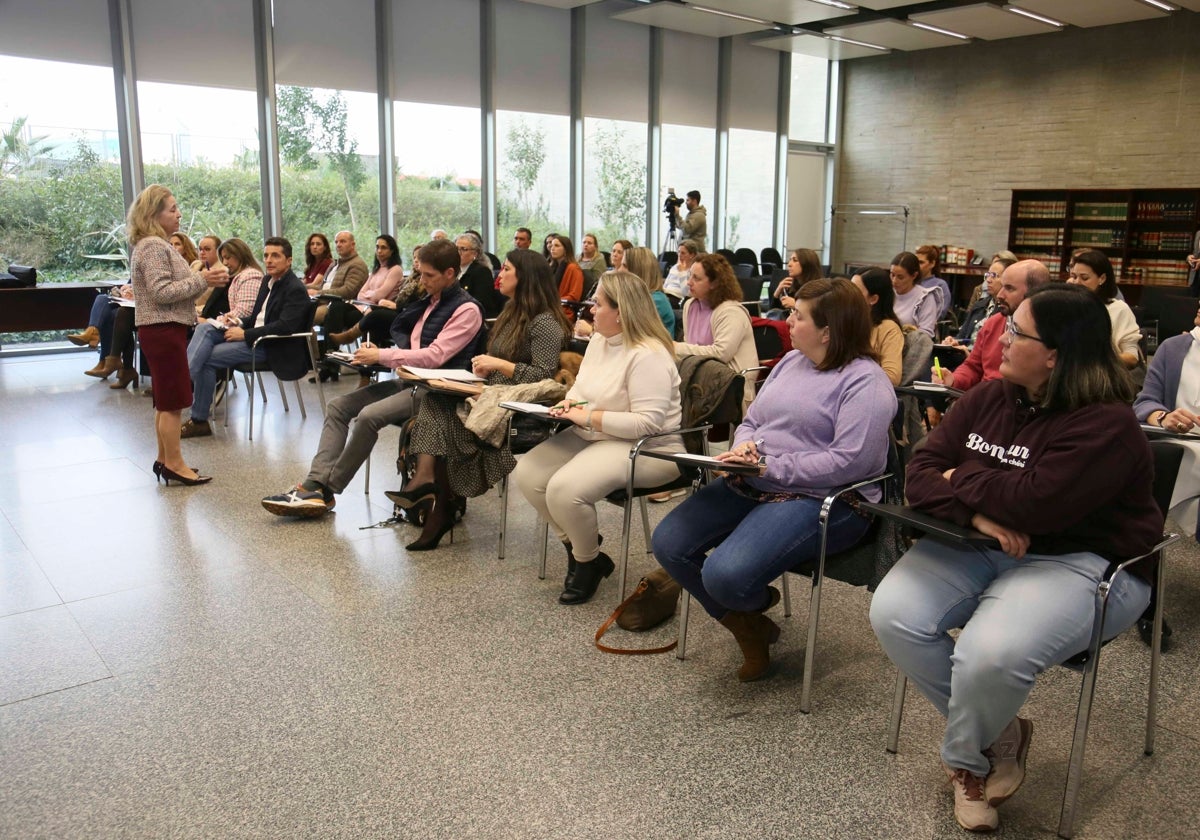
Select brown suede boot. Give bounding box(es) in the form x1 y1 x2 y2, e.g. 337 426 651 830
110 368 137 389
718 611 781 681
329 323 361 345
68 325 100 348
86 355 121 379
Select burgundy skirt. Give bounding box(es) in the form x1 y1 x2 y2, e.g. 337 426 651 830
139 322 192 411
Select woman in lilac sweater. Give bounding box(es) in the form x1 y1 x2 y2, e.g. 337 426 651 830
653 278 896 682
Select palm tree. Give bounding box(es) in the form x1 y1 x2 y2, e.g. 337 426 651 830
1 117 53 176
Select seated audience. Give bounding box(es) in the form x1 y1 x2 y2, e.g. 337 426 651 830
654 278 896 680
675 252 758 413
851 268 903 386
870 284 1159 833
768 248 822 318
261 239 486 518
891 251 938 338
455 231 506 319
513 227 532 250
514 271 684 604
186 238 267 398
192 234 223 313
70 287 128 379
948 255 1015 348
1067 249 1142 369
623 246 676 338
609 239 632 273
171 232 199 267
548 233 584 322
935 260 1050 393
331 244 427 355
388 248 570 551
302 233 333 287
324 235 406 343
578 233 607 281
307 230 368 310
916 244 952 317
1135 297 1200 431
181 237 311 439
663 239 700 301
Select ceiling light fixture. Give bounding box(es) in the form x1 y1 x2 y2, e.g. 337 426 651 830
1138 0 1178 12
1003 5 1065 27
909 21 971 40
690 4 773 26
809 0 857 10
826 34 890 51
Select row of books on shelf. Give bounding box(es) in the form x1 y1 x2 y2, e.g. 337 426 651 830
1124 259 1189 284
1132 231 1194 250
1016 199 1066 218
1073 202 1127 222
1070 229 1124 247
1014 253 1062 274
1013 228 1063 247
1134 201 1196 222
939 244 974 266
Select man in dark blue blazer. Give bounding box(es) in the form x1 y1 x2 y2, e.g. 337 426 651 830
182 236 312 437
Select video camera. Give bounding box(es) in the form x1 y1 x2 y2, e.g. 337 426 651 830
664 187 684 231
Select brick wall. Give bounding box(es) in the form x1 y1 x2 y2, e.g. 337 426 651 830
833 12 1200 272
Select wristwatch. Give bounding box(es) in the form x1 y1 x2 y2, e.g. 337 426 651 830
1150 410 1167 427
585 409 594 432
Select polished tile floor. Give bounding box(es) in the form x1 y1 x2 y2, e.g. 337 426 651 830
1 351 1199 838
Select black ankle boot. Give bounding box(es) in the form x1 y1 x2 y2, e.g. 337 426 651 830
562 534 603 589
559 551 614 605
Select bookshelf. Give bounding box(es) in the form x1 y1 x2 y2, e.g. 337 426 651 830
1008 188 1200 289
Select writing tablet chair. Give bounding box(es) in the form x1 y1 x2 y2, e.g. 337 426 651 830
220 300 326 441
672 435 899 714
868 439 1183 840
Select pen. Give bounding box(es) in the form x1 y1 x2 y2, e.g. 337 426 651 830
932 357 943 381
570 401 589 408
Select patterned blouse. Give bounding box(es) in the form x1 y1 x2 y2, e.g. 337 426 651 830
130 236 207 328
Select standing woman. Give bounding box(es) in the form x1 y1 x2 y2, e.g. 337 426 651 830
127 185 226 485
515 271 684 605
303 233 333 289
851 268 904 386
676 253 759 412
609 239 632 273
548 233 584 321
663 239 700 301
654 278 895 680
1067 249 1142 369
890 251 938 338
389 249 571 551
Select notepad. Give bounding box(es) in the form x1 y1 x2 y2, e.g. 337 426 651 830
500 401 554 415
402 366 484 382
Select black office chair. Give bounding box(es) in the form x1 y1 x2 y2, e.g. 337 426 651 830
760 246 784 271
868 440 1184 839
734 248 759 275
485 252 501 272
716 248 737 265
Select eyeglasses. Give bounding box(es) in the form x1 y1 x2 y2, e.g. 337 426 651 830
984 271 1000 280
1005 316 1046 344
457 246 476 252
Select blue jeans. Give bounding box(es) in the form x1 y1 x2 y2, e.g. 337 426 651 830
651 478 871 619
189 328 264 422
88 295 117 357
869 539 1150 776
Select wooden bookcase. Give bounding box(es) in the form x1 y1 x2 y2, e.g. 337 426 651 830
1008 188 1200 289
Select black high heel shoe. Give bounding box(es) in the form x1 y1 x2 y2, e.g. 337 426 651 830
405 515 455 551
559 551 614 605
384 482 436 509
153 461 163 481
159 465 213 486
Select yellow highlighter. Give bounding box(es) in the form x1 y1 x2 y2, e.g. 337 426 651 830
932 357 943 382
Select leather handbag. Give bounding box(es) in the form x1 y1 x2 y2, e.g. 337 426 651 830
594 568 682 655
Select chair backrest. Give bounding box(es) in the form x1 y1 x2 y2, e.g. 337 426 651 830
734 248 759 274
299 298 320 332
716 248 737 265
760 247 784 269
485 252 501 271
749 317 791 366
734 263 755 281
602 251 611 268
900 327 933 387
1150 440 1186 518
659 251 677 269
737 277 761 304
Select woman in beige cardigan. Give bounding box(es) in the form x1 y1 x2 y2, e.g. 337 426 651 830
675 252 758 413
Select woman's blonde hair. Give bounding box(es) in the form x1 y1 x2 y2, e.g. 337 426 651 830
126 184 175 245
597 271 674 356
623 246 664 293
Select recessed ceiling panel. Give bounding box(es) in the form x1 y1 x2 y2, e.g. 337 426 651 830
1171 0 1200 10
518 0 603 8
755 31 893 60
852 0 918 8
695 0 856 25
825 19 970 50
910 3 1062 40
612 3 772 38
1010 0 1170 28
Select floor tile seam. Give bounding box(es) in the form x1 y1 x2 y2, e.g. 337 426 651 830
62 600 120 678
0 674 115 709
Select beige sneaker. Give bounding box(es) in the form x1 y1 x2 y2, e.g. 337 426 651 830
985 717 1033 806
948 766 998 832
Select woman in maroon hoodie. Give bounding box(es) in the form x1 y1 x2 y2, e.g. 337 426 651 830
870 284 1161 833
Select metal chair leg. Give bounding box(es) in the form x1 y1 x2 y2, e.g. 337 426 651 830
676 591 691 660
537 519 550 580
617 496 635 599
294 380 306 419
782 573 792 617
886 670 907 754
277 377 290 412
639 496 652 557
246 369 256 441
497 475 509 560
1147 553 1166 756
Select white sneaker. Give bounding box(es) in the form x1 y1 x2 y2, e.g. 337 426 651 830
985 717 1033 806
947 765 999 832
261 486 334 518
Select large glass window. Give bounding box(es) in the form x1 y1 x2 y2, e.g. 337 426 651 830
0 54 124 346
789 54 831 144
725 39 780 251
660 30 717 253
494 0 571 249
